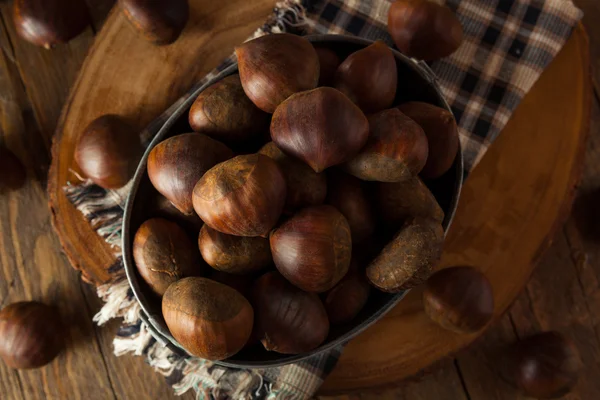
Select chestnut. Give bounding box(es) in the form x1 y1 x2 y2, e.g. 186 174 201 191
324 261 370 325
193 154 286 237
388 0 463 61
0 146 26 193
252 271 329 354
314 46 341 87
271 87 369 173
148 133 233 215
235 33 320 113
198 224 271 275
0 302 65 369
344 108 428 182
13 0 90 48
376 177 444 229
119 0 189 45
259 142 327 213
367 217 443 292
74 115 143 190
270 205 351 293
144 193 203 234
162 277 253 360
133 218 205 297
423 266 494 333
326 170 375 244
512 332 581 398
334 41 397 113
189 74 270 149
398 102 459 179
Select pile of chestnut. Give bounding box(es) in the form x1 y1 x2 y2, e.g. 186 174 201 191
126 32 460 361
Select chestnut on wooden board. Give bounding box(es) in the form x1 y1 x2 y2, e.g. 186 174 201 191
326 170 375 244
334 40 398 113
162 277 254 360
344 108 428 182
119 0 189 45
388 0 463 61
0 302 65 369
13 0 90 48
148 133 233 215
512 332 581 398
314 46 341 87
252 271 329 354
422 266 494 333
133 218 204 297
376 177 444 229
0 146 26 193
367 217 443 292
198 225 271 275
259 142 327 213
75 114 143 190
270 205 352 293
271 87 369 173
193 154 286 237
189 74 270 149
235 33 320 113
398 101 459 179
324 261 371 325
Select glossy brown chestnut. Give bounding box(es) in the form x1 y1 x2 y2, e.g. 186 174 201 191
235 33 320 113
376 177 444 229
162 277 254 360
324 261 371 325
423 266 494 333
314 46 341 86
120 0 189 45
388 0 463 61
252 271 329 354
198 224 271 275
326 170 375 244
13 0 90 48
512 332 581 398
398 101 459 178
259 142 327 213
344 108 428 182
270 205 352 293
334 41 398 113
189 74 270 148
193 154 286 237
367 217 443 292
271 87 369 173
148 133 233 215
0 146 26 193
133 218 204 297
144 192 203 234
0 301 65 369
74 114 143 189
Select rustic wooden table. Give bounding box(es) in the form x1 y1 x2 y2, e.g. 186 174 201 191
1 1 599 399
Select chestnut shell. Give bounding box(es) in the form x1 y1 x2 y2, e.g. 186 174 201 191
324 261 371 325
74 114 143 189
13 0 90 48
0 301 65 369
270 205 352 293
120 0 189 45
252 271 330 354
314 46 341 87
133 218 204 297
162 277 254 360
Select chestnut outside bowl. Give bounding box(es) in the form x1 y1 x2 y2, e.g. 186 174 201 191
123 34 463 368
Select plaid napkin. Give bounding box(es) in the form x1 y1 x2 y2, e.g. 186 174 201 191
64 0 582 398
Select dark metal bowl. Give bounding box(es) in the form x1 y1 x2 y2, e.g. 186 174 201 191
123 34 463 368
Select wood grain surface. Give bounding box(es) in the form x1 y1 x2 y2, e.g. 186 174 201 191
0 0 598 399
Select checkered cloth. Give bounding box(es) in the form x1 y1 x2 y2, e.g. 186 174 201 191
63 0 582 398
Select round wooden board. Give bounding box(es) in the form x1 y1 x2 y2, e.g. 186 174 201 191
47 0 591 394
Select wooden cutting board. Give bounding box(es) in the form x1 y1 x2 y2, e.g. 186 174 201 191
47 0 591 394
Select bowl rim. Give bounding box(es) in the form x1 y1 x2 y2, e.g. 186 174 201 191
122 33 464 368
